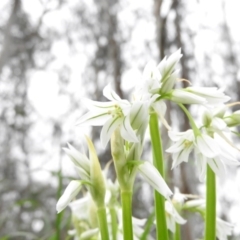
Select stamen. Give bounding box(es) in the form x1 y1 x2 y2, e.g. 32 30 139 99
226 102 240 108
177 78 192 85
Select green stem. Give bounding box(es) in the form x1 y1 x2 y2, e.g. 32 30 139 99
174 223 181 240
149 112 169 240
178 103 201 137
56 166 63 239
97 207 110 240
110 207 118 240
140 211 155 240
204 165 216 240
121 191 133 240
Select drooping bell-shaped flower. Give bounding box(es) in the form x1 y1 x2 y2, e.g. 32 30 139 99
56 180 82 213
165 200 187 233
57 137 107 213
137 161 172 200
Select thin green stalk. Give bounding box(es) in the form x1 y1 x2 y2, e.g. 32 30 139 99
56 166 63 239
121 191 133 240
178 103 200 137
174 223 181 240
110 207 118 240
140 211 155 240
97 207 110 240
204 165 216 240
149 112 169 240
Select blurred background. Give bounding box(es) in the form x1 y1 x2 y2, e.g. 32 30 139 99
0 0 240 239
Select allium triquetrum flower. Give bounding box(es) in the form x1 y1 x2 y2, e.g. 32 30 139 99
165 200 186 233
165 129 234 180
77 84 141 147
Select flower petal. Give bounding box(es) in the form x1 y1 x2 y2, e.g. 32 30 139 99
217 218 234 240
171 89 207 104
56 180 82 213
168 130 194 142
138 161 172 199
103 84 128 104
165 201 187 227
68 196 89 220
100 116 122 148
195 134 219 158
130 102 149 130
211 117 227 131
82 98 116 110
207 157 226 179
120 115 139 142
195 151 207 181
158 49 182 80
76 166 90 181
76 111 110 126
186 87 230 105
152 100 166 118
171 144 193 169
64 144 90 173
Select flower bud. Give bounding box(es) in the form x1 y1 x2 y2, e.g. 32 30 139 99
224 110 240 127
86 136 106 208
170 89 207 104
56 180 82 213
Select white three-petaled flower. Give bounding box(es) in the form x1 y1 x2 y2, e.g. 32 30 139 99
166 130 234 180
77 84 141 147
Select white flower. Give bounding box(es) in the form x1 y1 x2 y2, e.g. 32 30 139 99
166 130 195 168
185 87 230 105
77 84 140 147
68 196 89 220
63 144 91 181
216 218 234 240
183 199 205 210
194 134 220 158
170 89 207 104
56 180 82 213
165 201 186 233
172 187 187 206
142 61 162 94
158 49 182 93
166 129 234 180
199 109 240 179
63 143 90 177
137 161 172 200
224 110 240 127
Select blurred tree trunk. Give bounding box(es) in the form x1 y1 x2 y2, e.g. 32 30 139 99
173 1 200 239
221 1 240 102
153 0 175 188
0 0 20 73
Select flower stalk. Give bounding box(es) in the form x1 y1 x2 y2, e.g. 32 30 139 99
121 190 134 240
174 223 181 240
111 128 134 240
149 111 169 240
97 207 110 240
109 207 118 240
205 164 216 240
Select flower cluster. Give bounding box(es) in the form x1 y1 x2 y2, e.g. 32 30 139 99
56 49 239 240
